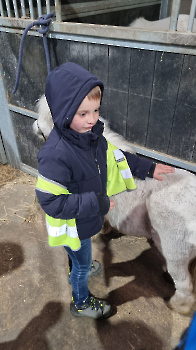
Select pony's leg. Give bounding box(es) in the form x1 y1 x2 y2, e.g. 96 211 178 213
165 258 194 314
146 177 196 314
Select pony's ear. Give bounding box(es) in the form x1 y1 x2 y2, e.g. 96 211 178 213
32 119 39 136
37 95 52 123
32 120 46 141
34 95 53 139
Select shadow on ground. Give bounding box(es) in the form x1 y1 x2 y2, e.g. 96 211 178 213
96 319 164 350
100 231 175 306
0 302 63 350
0 242 24 276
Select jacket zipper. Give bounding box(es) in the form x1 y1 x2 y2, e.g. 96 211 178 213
91 138 103 193
94 157 101 174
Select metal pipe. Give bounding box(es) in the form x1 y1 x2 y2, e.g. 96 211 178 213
187 0 196 31
0 135 7 164
46 0 51 15
2 18 196 50
20 0 26 18
169 0 181 30
0 65 21 168
0 0 4 16
20 163 38 177
5 0 11 17
132 144 196 173
159 0 169 19
37 0 42 17
13 0 19 18
55 0 62 22
29 0 34 19
2 25 196 55
8 104 38 119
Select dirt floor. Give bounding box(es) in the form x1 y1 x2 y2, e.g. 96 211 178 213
0 163 193 350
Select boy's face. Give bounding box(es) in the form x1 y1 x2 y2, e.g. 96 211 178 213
70 96 101 133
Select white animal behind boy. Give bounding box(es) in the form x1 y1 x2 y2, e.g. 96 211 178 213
33 95 196 315
130 14 196 32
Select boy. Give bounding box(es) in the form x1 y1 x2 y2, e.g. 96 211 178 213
36 62 174 320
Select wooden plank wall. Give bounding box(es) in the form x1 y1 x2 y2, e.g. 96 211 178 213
1 31 196 170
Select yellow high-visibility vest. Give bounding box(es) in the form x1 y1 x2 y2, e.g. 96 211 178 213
36 174 81 250
107 141 136 197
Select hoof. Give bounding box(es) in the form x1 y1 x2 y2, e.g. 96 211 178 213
166 294 195 315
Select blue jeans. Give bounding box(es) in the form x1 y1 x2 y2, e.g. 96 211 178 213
64 238 92 305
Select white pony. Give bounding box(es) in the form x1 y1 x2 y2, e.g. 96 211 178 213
130 14 196 32
33 95 196 315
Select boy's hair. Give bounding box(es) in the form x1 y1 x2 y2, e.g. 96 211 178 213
87 86 101 100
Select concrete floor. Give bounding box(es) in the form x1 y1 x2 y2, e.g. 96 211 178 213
0 169 193 350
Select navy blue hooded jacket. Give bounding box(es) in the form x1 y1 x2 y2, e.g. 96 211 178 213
36 62 154 240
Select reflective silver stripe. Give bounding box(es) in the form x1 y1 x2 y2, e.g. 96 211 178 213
38 173 68 190
113 149 133 179
36 187 69 195
120 168 133 179
46 220 78 238
113 149 125 162
35 187 54 194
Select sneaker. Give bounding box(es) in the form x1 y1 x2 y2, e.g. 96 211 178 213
67 260 102 284
70 294 113 319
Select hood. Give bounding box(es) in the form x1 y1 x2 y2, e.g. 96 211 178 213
45 62 104 131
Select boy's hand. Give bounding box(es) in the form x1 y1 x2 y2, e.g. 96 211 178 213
109 201 115 211
153 164 175 181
